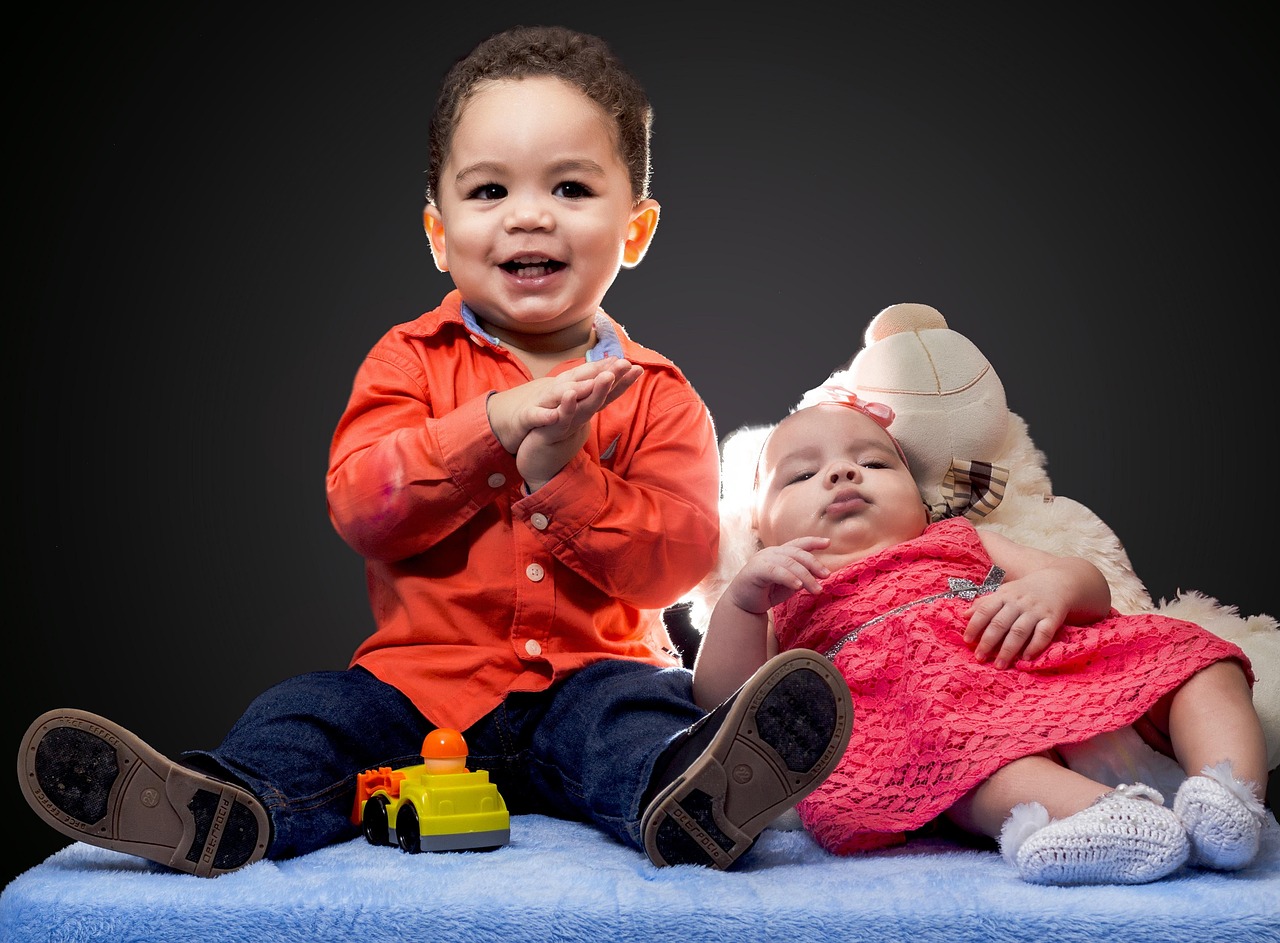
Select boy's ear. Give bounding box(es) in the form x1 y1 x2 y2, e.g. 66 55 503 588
423 204 449 272
621 199 660 268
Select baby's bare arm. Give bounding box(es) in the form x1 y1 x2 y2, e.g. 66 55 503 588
693 537 829 709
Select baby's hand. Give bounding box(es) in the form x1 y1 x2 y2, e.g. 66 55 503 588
962 572 1071 669
726 537 831 615
509 358 642 490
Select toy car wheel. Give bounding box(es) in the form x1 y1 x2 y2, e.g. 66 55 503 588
362 795 390 847
396 802 422 854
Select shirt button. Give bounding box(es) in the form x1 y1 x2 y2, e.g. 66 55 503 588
530 512 549 530
487 473 506 488
525 563 545 582
524 639 542 657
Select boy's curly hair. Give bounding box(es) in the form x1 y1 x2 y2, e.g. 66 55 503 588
427 25 653 206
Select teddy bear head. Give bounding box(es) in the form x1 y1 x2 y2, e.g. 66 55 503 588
838 302 1052 519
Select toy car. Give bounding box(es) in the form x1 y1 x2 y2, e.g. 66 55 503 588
352 727 510 853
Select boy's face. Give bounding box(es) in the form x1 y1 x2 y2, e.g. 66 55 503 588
755 405 927 569
424 75 658 348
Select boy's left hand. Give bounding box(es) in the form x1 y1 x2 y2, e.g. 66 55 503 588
517 357 642 490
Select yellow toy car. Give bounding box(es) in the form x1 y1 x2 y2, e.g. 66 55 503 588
352 728 510 853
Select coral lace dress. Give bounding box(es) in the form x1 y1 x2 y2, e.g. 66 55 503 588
772 516 1251 855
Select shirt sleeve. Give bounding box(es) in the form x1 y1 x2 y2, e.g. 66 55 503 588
325 348 520 563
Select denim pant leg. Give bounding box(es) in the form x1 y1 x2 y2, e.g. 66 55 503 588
465 660 704 852
181 666 431 860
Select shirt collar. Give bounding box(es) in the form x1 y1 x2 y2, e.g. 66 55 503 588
460 303 623 362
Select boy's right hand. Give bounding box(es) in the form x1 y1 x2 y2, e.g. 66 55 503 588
486 358 642 490
726 537 832 615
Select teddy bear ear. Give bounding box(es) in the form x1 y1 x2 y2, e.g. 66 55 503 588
865 303 949 344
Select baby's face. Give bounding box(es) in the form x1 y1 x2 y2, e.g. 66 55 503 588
755 405 927 570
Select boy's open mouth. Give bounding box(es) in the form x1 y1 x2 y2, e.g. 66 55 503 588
500 257 566 278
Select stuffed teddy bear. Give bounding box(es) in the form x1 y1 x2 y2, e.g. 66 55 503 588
685 302 1280 788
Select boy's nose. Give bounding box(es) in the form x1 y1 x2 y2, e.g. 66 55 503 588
505 200 554 232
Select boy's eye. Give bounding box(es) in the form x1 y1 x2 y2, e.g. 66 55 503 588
468 183 507 200
860 460 889 470
785 471 815 485
554 181 592 199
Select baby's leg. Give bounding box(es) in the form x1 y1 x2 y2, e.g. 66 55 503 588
944 753 1108 838
1155 660 1268 796
948 754 1189 885
1154 660 1269 869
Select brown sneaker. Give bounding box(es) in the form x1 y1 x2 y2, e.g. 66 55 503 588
17 709 270 877
641 649 853 869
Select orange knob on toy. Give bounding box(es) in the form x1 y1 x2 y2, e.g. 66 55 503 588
422 727 468 761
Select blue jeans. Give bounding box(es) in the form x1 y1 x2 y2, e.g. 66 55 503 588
182 663 703 861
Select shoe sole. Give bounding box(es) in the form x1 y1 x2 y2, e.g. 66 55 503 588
642 649 853 869
17 708 269 877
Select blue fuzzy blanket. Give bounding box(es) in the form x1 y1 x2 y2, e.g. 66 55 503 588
4 813 1278 943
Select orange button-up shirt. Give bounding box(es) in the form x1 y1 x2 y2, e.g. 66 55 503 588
326 291 720 731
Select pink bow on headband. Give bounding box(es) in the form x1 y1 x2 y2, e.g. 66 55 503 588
796 383 896 428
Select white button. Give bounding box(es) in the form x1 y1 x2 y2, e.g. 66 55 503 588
487 473 506 488
524 639 542 656
530 512 549 530
525 563 545 582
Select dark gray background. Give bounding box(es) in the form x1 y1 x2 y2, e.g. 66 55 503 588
7 3 1275 887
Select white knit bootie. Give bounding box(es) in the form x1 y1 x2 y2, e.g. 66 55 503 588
1173 761 1266 870
998 783 1190 885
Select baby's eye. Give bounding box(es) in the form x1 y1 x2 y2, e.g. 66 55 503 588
554 180 593 199
860 460 890 470
785 471 816 485
468 183 507 200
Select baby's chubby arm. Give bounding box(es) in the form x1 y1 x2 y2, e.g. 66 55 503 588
485 357 643 491
965 528 1112 668
693 536 829 709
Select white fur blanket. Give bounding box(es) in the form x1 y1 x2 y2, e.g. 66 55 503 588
3 812 1278 943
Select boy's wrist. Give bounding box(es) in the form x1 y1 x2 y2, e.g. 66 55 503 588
485 390 517 454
